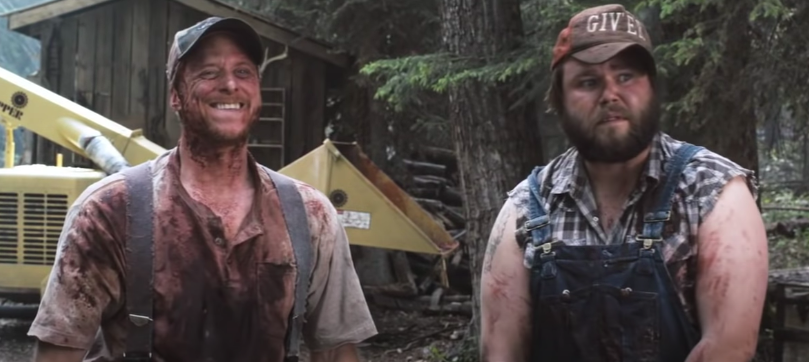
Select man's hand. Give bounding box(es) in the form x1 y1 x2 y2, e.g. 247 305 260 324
479 199 532 361
310 343 362 362
33 340 86 362
685 176 768 362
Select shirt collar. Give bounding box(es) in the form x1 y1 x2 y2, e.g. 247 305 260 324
549 132 667 197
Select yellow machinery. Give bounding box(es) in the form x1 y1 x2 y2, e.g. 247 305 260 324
0 65 458 311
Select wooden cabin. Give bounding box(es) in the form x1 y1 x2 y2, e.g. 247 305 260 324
3 0 352 170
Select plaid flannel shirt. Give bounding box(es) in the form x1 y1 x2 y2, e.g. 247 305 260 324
508 132 757 324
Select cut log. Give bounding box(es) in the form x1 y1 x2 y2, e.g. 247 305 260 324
441 186 464 207
418 273 437 294
369 293 473 316
363 283 419 298
442 207 466 228
403 159 446 177
448 206 465 216
422 301 472 316
413 176 445 189
416 175 452 185
450 249 464 267
414 197 445 212
418 146 458 168
390 251 418 296
763 205 809 212
766 218 809 238
410 187 442 199
434 212 459 230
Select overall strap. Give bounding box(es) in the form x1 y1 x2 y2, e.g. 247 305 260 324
121 162 156 362
526 165 552 250
637 143 704 244
263 167 314 362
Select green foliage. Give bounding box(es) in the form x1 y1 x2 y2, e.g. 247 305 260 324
749 0 791 21
760 189 809 270
360 50 542 111
359 0 583 113
255 0 809 170
424 336 479 362
636 0 723 19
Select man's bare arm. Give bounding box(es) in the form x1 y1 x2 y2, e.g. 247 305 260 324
33 340 86 362
310 343 362 362
685 176 768 362
480 198 532 361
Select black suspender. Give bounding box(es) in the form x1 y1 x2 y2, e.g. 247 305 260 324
121 162 313 362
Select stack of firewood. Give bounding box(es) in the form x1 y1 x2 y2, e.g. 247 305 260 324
401 146 466 239
361 144 475 316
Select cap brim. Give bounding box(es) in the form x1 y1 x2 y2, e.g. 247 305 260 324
180 17 265 66
571 42 644 65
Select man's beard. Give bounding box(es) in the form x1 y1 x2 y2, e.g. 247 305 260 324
179 111 254 147
559 95 661 163
177 98 257 149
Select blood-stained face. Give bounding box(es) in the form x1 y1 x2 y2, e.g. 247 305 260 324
559 48 659 163
170 32 261 149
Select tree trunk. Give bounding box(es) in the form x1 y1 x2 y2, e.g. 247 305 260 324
440 0 544 338
661 3 758 184
694 3 759 179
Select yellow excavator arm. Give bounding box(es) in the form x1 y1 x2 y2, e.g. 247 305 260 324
0 63 459 304
0 66 166 172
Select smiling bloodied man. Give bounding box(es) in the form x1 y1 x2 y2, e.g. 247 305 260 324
28 17 377 362
479 4 769 362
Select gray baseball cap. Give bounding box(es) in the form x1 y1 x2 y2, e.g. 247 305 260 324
166 16 264 87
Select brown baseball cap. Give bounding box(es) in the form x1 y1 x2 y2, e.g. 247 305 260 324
166 16 264 88
550 4 654 72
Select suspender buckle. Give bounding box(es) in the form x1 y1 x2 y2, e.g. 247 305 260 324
634 236 661 249
128 314 153 327
122 351 152 361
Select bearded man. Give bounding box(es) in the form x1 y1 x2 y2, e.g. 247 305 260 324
479 4 768 362
28 17 377 362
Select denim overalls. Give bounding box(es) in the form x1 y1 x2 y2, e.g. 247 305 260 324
524 143 703 362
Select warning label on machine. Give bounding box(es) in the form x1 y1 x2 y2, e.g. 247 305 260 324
337 210 371 229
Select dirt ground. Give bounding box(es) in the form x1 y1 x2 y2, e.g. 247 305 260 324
359 304 470 362
0 303 780 362
0 302 470 362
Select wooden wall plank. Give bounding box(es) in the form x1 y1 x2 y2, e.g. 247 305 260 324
289 48 324 164
58 16 91 167
111 0 133 127
146 0 169 147
306 59 326 152
288 49 306 164
93 6 113 118
42 22 59 90
183 4 209 23
32 23 55 165
162 1 187 147
58 17 78 101
75 8 98 111
130 0 150 136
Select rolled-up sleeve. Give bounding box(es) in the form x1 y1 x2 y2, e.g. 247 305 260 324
296 184 378 351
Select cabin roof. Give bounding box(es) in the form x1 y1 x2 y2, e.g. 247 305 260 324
1 0 351 68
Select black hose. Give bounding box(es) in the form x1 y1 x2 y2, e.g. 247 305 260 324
0 305 38 320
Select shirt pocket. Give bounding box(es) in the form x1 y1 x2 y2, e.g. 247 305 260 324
255 262 297 339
